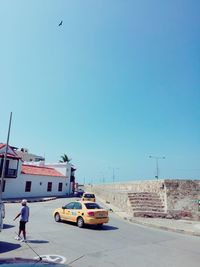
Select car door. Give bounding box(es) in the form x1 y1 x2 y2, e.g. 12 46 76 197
71 202 83 222
62 202 75 221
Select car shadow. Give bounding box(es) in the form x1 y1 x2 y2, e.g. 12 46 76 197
61 221 118 231
0 241 21 253
3 224 15 229
87 224 119 231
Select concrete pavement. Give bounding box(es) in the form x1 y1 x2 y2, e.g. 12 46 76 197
3 196 200 237
97 196 200 237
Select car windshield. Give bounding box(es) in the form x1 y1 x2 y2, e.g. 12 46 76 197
83 194 95 198
65 202 75 209
84 203 101 209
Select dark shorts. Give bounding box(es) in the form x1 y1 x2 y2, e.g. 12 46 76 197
19 221 27 231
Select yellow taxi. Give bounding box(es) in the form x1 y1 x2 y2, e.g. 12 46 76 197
81 193 96 202
53 201 109 228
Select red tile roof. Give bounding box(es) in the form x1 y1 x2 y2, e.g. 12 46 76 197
0 143 5 149
0 153 21 159
21 164 65 178
0 143 21 159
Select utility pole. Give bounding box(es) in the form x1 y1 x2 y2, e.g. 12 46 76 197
149 155 165 179
111 167 119 183
0 112 12 201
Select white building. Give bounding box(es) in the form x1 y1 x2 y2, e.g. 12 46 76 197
0 144 75 199
44 162 76 195
16 148 45 162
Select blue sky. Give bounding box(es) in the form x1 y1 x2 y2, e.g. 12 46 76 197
0 0 200 184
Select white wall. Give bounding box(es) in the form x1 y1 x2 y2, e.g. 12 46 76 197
45 162 71 178
45 162 72 195
2 173 69 199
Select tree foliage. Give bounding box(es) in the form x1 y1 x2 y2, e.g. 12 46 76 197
59 154 71 163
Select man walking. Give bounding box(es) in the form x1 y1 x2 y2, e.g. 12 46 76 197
14 199 29 242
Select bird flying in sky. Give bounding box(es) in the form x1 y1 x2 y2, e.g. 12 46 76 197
58 21 63 26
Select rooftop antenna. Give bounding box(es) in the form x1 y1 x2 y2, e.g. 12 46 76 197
0 112 12 201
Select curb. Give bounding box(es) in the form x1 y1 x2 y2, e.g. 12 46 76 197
125 217 200 237
3 197 57 204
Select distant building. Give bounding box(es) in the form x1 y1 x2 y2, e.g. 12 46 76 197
0 144 75 199
44 163 76 195
16 148 45 162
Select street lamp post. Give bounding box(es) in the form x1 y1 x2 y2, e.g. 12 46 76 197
149 155 165 179
111 168 119 183
108 167 119 183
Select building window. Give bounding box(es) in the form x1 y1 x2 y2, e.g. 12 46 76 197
58 183 63 192
25 181 32 192
0 158 18 178
0 159 7 176
0 180 6 192
7 168 18 177
47 182 52 192
3 180 5 192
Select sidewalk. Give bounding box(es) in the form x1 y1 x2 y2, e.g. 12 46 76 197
128 217 200 237
98 197 200 237
2 196 57 203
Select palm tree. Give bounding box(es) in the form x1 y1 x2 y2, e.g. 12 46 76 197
59 154 71 163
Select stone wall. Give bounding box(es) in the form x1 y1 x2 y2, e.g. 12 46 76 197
85 179 200 220
165 180 200 219
85 180 166 214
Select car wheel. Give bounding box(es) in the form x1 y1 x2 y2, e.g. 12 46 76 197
77 217 84 228
54 213 61 222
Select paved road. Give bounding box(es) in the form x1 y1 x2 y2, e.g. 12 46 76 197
1 198 200 267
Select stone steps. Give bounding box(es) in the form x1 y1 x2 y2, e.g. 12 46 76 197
128 192 160 197
131 205 165 210
129 199 163 206
128 192 166 218
132 207 165 212
133 211 168 218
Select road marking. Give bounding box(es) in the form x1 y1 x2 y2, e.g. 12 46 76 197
34 254 66 264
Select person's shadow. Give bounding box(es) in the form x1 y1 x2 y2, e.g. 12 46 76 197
3 224 15 230
0 241 20 253
26 240 49 244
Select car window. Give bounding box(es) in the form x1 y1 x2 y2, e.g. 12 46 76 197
78 189 84 192
65 202 75 209
83 194 95 198
74 202 82 210
84 203 101 209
